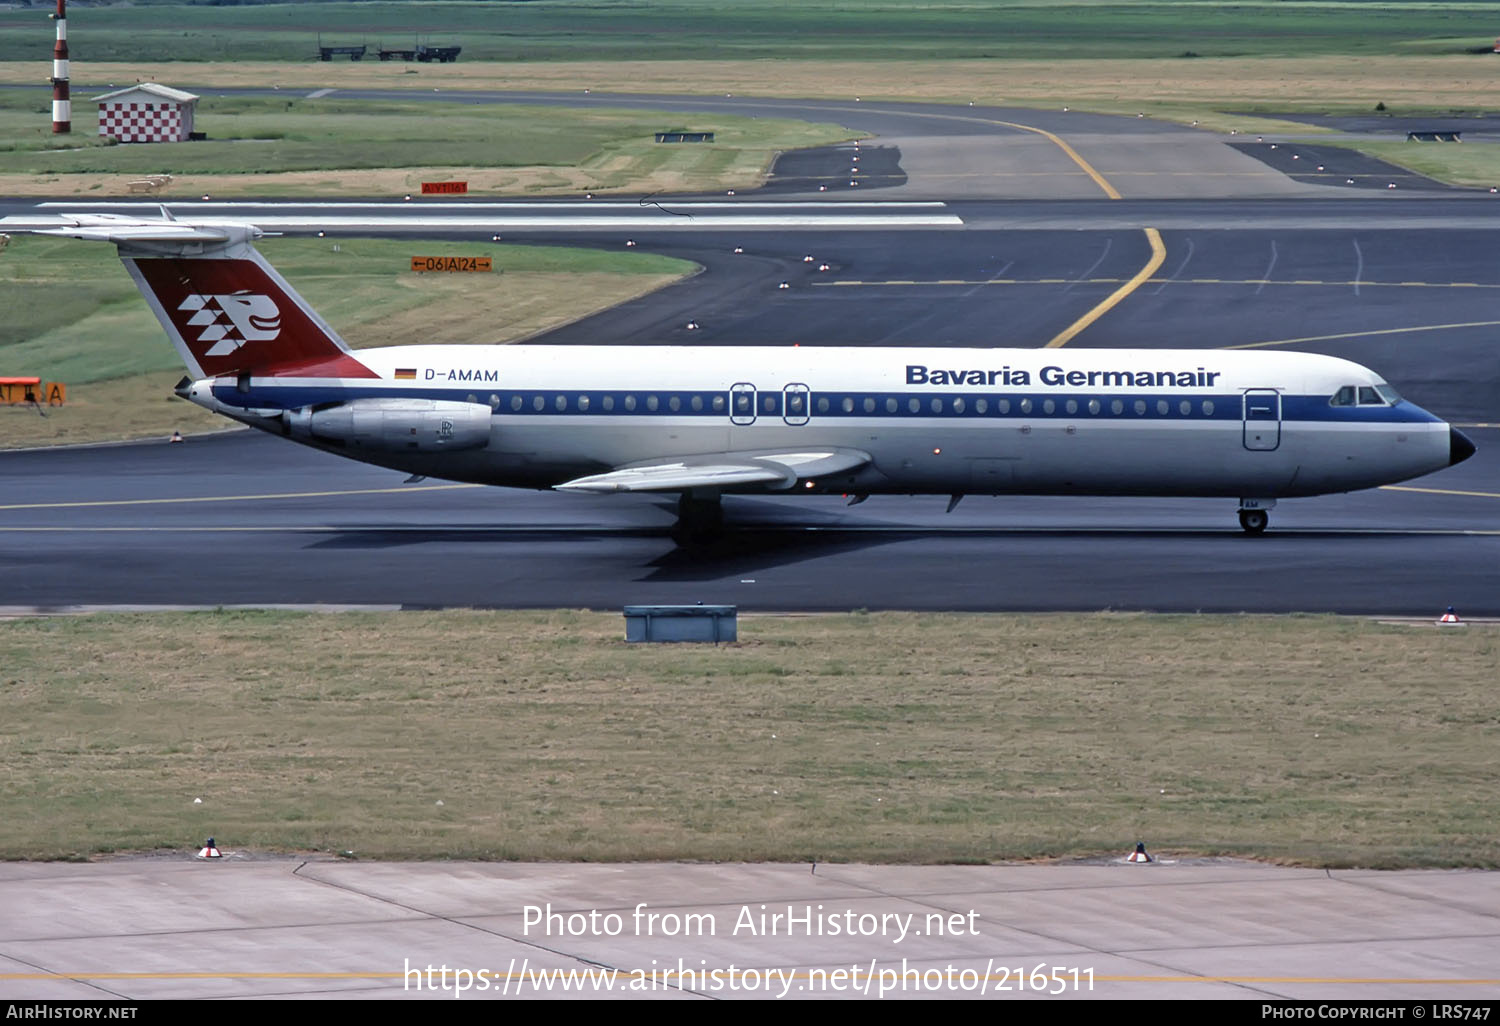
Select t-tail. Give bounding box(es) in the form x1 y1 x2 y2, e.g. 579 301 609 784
7 212 374 380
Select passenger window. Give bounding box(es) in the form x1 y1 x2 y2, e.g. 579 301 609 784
1179 399 1191 416
1019 398 1032 415
1157 400 1168 415
817 397 829 413
975 398 989 414
1330 386 1356 407
624 395 637 411
1111 398 1124 415
691 395 703 412
510 395 523 412
578 395 590 411
931 397 944 413
735 393 750 412
953 397 966 414
668 396 680 411
1042 399 1055 414
843 397 855 413
1088 398 1101 415
1133 399 1146 415
763 396 776 413
1202 399 1215 416
603 395 615 411
647 395 659 411
886 398 898 413
1064 399 1077 415
908 397 920 413
863 397 876 413
712 395 725 412
998 399 1011 414
532 395 546 411
555 395 567 411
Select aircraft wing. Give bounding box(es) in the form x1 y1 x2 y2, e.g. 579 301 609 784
554 448 872 494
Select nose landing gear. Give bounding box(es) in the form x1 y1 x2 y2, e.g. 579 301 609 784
1237 508 1269 534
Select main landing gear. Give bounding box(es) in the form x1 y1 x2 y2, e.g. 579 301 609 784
673 493 724 544
1237 499 1274 535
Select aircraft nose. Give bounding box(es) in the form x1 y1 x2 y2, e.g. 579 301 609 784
1450 427 1476 466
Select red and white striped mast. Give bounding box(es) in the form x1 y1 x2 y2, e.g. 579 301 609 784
51 0 70 134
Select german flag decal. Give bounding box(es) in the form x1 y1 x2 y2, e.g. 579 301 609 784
394 368 417 380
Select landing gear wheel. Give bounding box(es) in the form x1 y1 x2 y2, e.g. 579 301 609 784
1238 508 1269 534
673 494 724 545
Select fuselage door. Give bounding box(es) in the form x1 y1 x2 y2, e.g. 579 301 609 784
1242 389 1281 451
730 382 756 426
782 383 810 426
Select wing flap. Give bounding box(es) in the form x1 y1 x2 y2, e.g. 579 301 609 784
555 448 872 494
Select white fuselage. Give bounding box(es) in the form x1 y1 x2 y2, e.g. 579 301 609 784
192 344 1459 503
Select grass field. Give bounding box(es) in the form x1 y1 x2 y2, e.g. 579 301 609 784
0 235 695 447
1 1 1497 63
1 610 1495 866
0 89 858 197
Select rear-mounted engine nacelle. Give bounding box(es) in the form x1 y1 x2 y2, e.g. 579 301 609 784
284 398 492 452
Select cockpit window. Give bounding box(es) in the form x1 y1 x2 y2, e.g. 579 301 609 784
1375 384 1402 405
1330 386 1356 407
1358 386 1381 406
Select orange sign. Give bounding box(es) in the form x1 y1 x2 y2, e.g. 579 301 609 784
410 256 492 273
421 181 468 195
0 380 64 405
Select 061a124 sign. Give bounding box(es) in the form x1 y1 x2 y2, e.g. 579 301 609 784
420 181 468 194
410 256 493 273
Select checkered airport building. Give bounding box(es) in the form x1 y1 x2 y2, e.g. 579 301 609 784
94 83 197 143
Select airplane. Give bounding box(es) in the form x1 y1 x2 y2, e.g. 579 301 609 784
0 211 1476 537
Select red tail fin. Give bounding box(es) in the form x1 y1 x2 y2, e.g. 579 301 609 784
123 247 376 380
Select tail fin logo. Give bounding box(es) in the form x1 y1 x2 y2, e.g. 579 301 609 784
177 291 282 357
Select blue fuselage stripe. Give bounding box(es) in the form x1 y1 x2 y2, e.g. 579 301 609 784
212 384 1443 426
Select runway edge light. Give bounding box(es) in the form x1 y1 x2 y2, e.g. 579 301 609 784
197 837 222 859
1126 842 1153 864
1439 605 1464 626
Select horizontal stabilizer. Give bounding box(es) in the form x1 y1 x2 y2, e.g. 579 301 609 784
0 213 260 249
555 448 871 494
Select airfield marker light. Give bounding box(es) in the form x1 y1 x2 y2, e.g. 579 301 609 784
1439 606 1463 625
733 246 743 254
778 281 789 290
1126 842 1153 864
201 194 210 201
197 837 222 859
169 430 183 444
803 255 814 262
1388 183 1397 189
625 239 636 247
727 190 735 196
818 263 830 272
819 185 827 192
1491 187 1497 193
403 194 411 201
